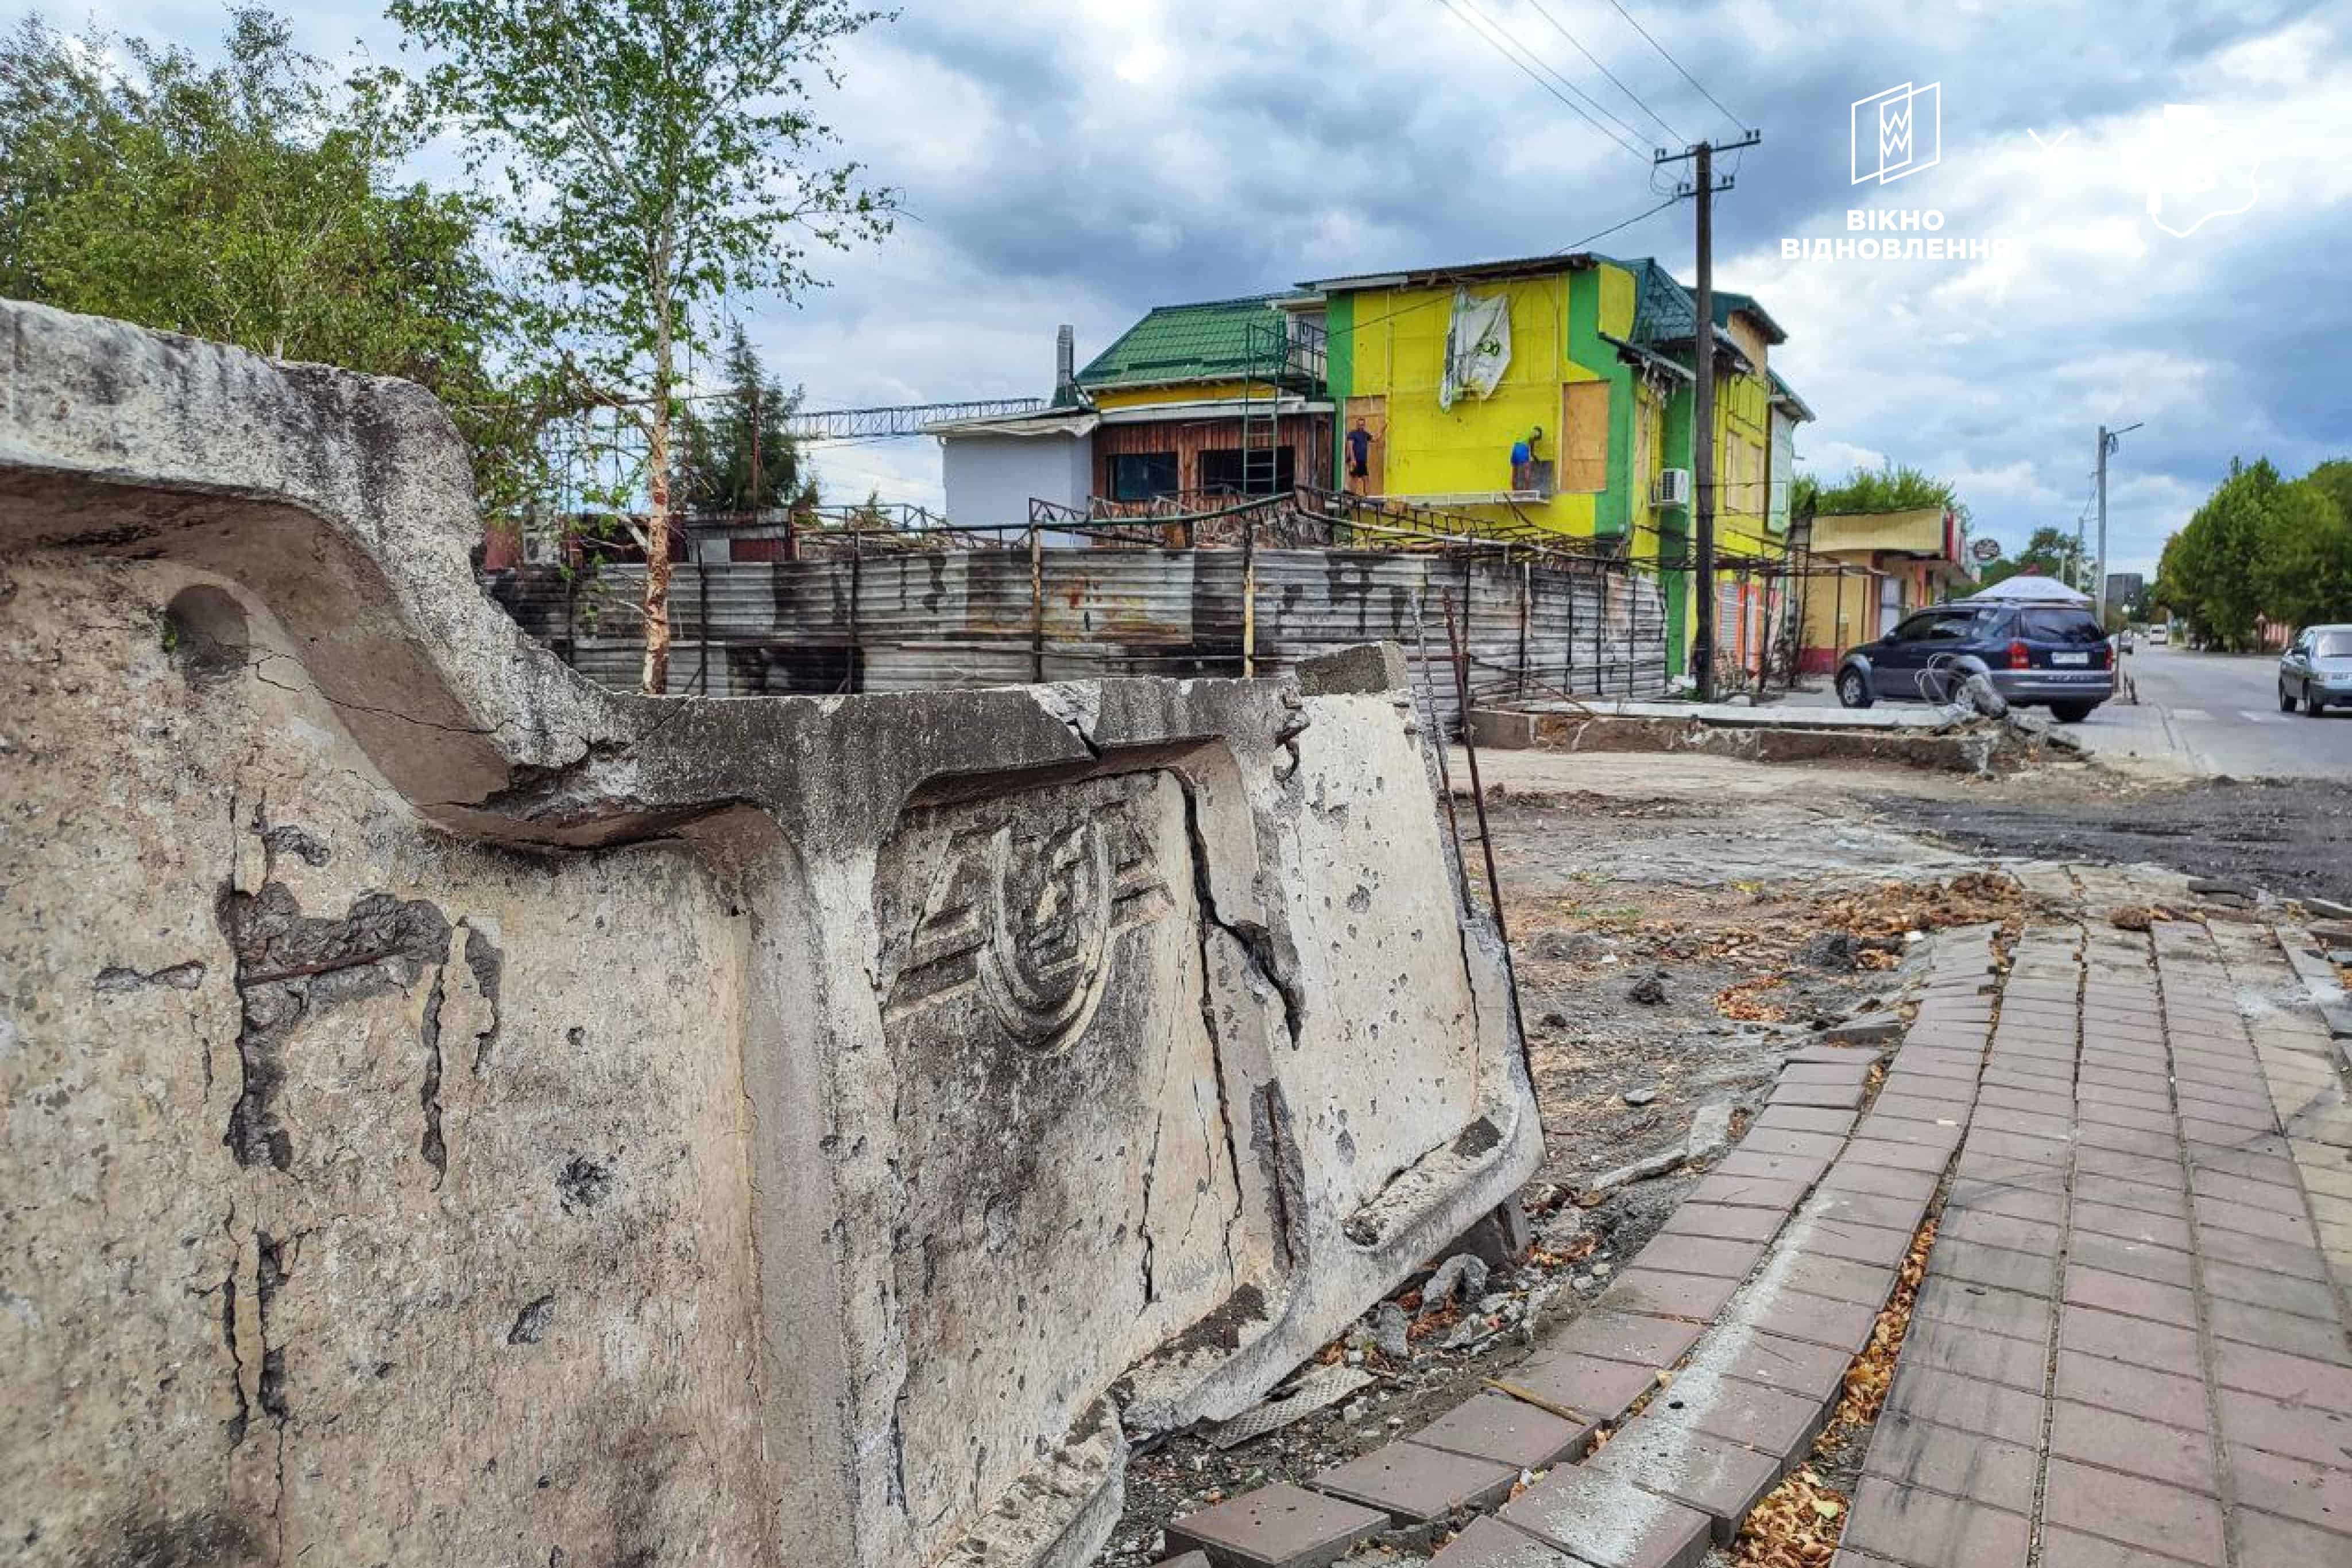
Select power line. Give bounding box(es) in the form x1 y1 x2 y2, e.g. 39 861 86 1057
1433 0 1652 164
1554 195 1680 253
1522 0 1682 145
1455 0 1658 153
1599 0 1748 135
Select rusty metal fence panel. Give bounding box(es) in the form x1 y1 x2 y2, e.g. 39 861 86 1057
480 544 1669 717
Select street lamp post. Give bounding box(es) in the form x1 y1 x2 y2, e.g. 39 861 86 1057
2095 420 2143 624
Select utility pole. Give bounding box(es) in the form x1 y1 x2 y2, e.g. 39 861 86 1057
2094 420 2141 625
1655 129 1761 701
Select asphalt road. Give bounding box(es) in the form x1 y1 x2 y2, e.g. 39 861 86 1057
2068 641 2352 779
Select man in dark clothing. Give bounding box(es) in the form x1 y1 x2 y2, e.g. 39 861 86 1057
1346 418 1374 493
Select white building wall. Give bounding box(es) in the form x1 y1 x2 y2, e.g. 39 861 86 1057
941 433 1093 528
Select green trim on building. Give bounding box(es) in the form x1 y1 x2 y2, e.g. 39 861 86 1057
1325 292 1354 481
1563 268 1636 537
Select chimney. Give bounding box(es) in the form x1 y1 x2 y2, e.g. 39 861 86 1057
1053 324 1078 406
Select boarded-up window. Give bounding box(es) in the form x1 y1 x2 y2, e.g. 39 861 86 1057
1561 381 1609 493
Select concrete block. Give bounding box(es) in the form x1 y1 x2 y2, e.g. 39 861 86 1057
1418 1391 1596 1469
1498 1463 1714 1568
1297 641 1410 696
0 302 1545 1568
1426 1516 1582 1566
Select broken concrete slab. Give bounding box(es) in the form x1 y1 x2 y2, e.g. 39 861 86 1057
0 301 1542 1568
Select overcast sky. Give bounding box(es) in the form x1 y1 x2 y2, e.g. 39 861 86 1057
56 0 2352 576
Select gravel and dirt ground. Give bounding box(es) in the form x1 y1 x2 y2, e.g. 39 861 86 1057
1100 742 2346 1565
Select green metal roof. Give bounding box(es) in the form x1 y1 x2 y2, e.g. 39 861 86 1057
1606 255 1764 369
1076 293 1294 390
1712 291 1788 344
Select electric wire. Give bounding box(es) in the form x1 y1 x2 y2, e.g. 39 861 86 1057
1433 0 1652 164
1599 0 1748 135
1522 0 1682 145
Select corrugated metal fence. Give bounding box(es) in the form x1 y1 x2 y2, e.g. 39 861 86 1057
483 548 1669 723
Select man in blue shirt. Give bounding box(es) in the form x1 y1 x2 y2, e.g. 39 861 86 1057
1510 432 1534 491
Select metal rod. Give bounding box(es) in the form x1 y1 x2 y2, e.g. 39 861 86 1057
1411 586 1472 910
1241 518 1258 678
1030 521 1045 683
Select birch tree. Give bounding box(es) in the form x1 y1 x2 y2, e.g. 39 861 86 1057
391 0 893 691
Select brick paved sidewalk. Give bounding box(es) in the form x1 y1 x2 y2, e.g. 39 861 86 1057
1158 905 2352 1568
1836 916 2352 1568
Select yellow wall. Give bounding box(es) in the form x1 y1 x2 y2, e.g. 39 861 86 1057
1341 266 1637 538
1712 365 1773 551
1089 380 1279 411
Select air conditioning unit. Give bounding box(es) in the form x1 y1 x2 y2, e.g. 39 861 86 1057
1654 468 1692 508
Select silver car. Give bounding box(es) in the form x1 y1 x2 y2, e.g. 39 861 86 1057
2278 623 2352 715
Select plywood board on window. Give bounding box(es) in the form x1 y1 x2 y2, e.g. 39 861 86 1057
1561 381 1609 493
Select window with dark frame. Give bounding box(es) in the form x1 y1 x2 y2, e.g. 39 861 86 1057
1198 447 1296 495
1110 452 1179 502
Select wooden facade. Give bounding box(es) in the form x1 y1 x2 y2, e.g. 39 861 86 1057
1092 411 1332 502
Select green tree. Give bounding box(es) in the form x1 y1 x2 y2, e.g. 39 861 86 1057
2274 461 2352 625
0 11 539 512
390 0 895 692
1801 462 1968 521
676 323 808 514
1978 525 2086 590
2157 459 2272 649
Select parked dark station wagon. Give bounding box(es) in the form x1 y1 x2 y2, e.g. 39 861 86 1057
1836 601 2116 721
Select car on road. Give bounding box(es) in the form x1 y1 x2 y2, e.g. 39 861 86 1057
2148 624 2169 644
2278 624 2352 715
1836 600 2115 721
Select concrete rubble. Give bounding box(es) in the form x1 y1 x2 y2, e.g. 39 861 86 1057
0 302 1540 1567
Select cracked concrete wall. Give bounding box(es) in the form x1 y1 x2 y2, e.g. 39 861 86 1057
0 300 1540 1568
1 560 771 1565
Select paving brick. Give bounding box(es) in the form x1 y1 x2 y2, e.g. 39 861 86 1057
1781 1253 1898 1308
1810 1188 1931 1233
1752 1104 1859 1137
1781 1061 1875 1086
1869 1093 1971 1127
1659 1373 1824 1465
1818 1161 1939 1204
1596 1269 1739 1324
2041 1458 2226 1565
1840 1138 1954 1175
2216 1385 2352 1459
1707 1329 1851 1402
2074 1147 2185 1186
2069 1201 2191 1250
2038 1526 2212 1567
1932 1238 2056 1296
2200 1256 2342 1321
1506 1349 1662 1420
2193 1222 2332 1279
1496 1463 1713 1568
2211 1339 2352 1414
1912 1275 2052 1341
1709 1150 1833 1186
1739 1126 1849 1162
2053 1349 2210 1431
1425 1516 1583 1568
1309 1441 1518 1525
1417 1393 1595 1470
1579 1416 1780 1540
1860 1409 2038 1513
2227 1441 2352 1538
2235 1508 2352 1568
1635 1234 1767 1281
1770 1081 1867 1111
2062 1263 2199 1327
1658 1202 1785 1246
1684 1172 1809 1211
1786 1043 1888 1066
1548 1313 1705 1373
2071 1175 2188 1220
2195 1191 2320 1246
1942 1179 2065 1227
2064 1229 2192 1289
2074 1121 2179 1159
1801 1217 1916 1269
1746 1288 1879 1356
1900 1318 2047 1393
1839 1474 2028 1568
1882 1366 2045 1446
2049 1400 2219 1492
2189 1165 2312 1213
1164 1483 1389 1568
2204 1294 2349 1361
2061 1304 2204 1379
2076 1100 2178 1136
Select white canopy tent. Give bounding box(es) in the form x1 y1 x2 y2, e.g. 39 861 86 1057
1957 574 2093 605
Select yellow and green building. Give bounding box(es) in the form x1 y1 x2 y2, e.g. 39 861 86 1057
1303 252 1812 679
